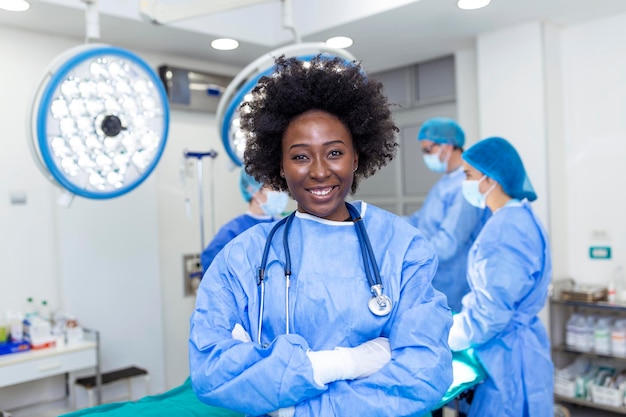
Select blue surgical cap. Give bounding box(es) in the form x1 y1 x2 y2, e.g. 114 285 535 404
239 170 263 202
462 137 537 202
417 117 465 148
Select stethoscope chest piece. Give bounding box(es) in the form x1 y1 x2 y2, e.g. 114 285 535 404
368 284 392 316
369 295 393 316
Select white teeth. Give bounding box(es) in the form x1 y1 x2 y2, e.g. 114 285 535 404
310 188 332 196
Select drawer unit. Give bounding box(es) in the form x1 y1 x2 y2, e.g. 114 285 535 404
0 344 97 387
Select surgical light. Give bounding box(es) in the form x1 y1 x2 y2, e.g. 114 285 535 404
216 42 356 167
29 43 169 203
457 0 491 10
0 0 29 11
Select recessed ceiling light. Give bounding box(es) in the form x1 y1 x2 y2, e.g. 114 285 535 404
211 38 239 51
0 0 30 12
457 0 491 10
325 36 353 49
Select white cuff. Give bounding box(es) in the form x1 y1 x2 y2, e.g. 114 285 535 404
231 323 251 342
306 349 353 386
268 406 295 417
448 313 471 351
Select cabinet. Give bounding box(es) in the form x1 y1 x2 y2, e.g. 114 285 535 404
0 328 101 409
550 297 626 414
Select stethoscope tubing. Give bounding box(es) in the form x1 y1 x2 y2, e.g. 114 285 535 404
257 214 291 344
282 213 295 335
256 203 389 345
346 203 383 289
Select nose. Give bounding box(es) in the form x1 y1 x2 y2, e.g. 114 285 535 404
309 156 330 180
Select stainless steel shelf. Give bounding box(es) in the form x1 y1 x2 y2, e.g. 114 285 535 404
551 298 626 415
552 345 626 361
551 298 626 312
555 394 626 414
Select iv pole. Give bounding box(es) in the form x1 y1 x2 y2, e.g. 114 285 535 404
183 150 218 255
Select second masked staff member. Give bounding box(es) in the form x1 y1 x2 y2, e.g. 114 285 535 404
201 169 289 272
405 118 489 312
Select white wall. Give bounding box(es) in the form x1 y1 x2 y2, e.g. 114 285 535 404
561 13 626 286
0 24 244 409
476 21 549 227
473 12 626 320
0 28 80 408
454 48 480 148
154 109 246 387
473 21 552 328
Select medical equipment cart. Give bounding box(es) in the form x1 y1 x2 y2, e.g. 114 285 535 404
550 284 626 415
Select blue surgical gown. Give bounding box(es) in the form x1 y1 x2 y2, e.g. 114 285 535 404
406 167 488 312
448 200 553 417
190 202 453 417
201 213 275 272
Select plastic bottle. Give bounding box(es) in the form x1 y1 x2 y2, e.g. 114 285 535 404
611 319 626 357
7 311 24 342
608 276 617 303
24 297 37 319
594 316 613 354
0 312 7 343
566 313 582 349
581 315 596 352
40 300 52 324
615 266 626 303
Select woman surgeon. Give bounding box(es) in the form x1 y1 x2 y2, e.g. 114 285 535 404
189 55 453 416
448 137 553 416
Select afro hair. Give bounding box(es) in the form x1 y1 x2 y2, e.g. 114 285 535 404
241 54 398 194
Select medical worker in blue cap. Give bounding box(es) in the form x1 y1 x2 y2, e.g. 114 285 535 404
406 117 489 312
200 170 289 272
449 137 553 416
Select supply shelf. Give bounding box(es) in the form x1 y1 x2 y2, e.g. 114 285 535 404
550 294 626 414
554 394 626 414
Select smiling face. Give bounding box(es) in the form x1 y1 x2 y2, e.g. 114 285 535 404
281 110 358 221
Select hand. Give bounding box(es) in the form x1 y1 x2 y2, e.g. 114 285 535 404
231 323 251 342
306 337 392 385
338 337 392 379
268 406 295 417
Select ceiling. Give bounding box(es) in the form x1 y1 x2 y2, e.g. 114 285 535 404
2 0 626 73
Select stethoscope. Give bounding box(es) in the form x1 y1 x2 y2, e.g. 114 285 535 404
256 202 393 344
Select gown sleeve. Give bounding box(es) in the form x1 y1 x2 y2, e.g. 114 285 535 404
425 187 482 262
292 238 453 416
448 224 537 352
190 241 326 416
200 221 241 272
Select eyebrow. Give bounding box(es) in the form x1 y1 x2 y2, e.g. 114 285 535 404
288 139 347 151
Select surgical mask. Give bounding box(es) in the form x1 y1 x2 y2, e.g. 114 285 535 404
260 191 288 216
422 146 448 173
462 175 495 208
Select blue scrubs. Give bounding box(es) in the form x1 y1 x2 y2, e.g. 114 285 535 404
406 167 488 312
190 202 452 417
201 213 275 272
448 200 553 417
